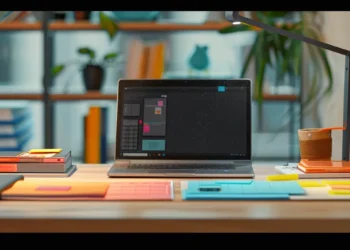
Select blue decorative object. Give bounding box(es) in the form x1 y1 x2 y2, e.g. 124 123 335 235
188 45 210 72
111 11 160 22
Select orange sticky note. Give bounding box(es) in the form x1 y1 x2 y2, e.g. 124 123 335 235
330 185 350 190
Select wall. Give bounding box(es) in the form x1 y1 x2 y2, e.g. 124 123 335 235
318 12 350 160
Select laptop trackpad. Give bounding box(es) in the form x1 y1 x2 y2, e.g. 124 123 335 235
149 169 197 173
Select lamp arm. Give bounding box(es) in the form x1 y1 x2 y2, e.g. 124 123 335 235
233 12 350 56
232 11 350 160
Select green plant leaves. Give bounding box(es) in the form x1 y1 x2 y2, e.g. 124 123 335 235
103 52 118 61
51 64 65 76
99 12 119 40
77 47 95 61
219 24 253 34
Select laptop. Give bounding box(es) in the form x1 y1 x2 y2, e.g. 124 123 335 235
108 79 254 178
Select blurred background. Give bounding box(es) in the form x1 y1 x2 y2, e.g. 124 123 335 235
0 11 347 164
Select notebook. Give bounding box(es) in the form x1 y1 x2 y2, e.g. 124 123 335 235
182 180 305 200
104 181 173 200
0 175 23 195
275 165 350 179
298 160 350 173
1 180 109 198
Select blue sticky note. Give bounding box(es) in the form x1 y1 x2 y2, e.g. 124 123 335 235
218 86 226 92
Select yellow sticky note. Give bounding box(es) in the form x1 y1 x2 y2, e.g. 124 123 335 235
328 189 350 195
321 180 350 185
297 181 327 188
267 174 298 181
29 148 62 153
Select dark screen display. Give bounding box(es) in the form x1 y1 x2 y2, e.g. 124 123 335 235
116 80 251 160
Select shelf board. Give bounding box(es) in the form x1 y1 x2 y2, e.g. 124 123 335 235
0 22 41 31
51 93 117 101
259 94 299 101
0 93 43 100
0 93 298 101
0 21 231 31
49 21 231 31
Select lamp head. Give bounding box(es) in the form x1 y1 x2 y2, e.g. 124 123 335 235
226 11 241 25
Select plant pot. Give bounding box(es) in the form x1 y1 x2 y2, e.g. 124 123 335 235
53 11 66 21
74 11 91 21
83 65 104 91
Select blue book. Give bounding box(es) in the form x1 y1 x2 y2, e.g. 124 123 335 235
0 132 32 151
0 118 32 138
100 107 108 163
0 107 31 125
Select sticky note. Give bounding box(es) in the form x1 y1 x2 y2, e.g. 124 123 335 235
297 181 327 188
321 180 350 185
155 107 162 115
330 185 350 190
36 186 71 191
29 148 62 153
267 174 298 181
329 189 350 195
143 124 150 133
138 120 142 125
157 100 164 107
218 86 226 92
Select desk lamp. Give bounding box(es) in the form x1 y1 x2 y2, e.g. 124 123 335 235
228 11 350 161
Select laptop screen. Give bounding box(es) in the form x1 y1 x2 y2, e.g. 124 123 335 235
116 79 251 160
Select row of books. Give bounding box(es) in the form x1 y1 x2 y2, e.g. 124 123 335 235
83 106 108 164
0 107 32 151
125 39 166 79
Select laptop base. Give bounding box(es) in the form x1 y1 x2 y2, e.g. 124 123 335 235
107 163 255 178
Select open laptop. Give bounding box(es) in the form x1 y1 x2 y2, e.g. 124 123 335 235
108 79 254 178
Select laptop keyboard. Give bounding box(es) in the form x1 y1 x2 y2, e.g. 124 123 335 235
128 164 235 170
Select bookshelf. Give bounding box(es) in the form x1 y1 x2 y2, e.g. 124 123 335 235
0 12 302 161
0 93 298 101
0 21 232 31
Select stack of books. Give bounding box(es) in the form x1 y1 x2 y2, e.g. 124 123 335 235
83 106 108 164
0 148 76 177
0 107 32 151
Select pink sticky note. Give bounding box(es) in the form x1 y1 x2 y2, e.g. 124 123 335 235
138 120 143 125
157 100 164 107
143 124 150 133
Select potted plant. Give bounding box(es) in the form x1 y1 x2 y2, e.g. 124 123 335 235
51 12 119 92
74 11 91 21
51 47 119 92
219 11 333 127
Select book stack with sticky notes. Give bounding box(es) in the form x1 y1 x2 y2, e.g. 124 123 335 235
83 106 108 163
125 39 166 79
0 107 32 151
0 148 76 177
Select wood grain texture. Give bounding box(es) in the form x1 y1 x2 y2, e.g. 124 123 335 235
1 164 350 232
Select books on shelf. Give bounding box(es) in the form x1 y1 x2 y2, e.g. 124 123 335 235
0 11 32 22
125 39 166 79
84 106 108 164
0 107 32 151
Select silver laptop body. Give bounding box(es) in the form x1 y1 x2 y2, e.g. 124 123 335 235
108 79 254 178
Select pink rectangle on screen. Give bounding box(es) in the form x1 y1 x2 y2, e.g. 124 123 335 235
143 124 150 133
104 181 173 200
36 186 71 191
157 100 164 107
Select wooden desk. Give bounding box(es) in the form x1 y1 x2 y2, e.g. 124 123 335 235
1 164 350 233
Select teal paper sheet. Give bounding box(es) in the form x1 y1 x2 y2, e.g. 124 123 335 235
182 180 305 200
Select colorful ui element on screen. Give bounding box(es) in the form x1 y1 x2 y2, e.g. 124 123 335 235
182 180 306 200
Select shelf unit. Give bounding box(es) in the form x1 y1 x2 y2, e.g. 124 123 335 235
0 13 302 161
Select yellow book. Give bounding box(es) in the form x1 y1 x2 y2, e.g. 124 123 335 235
29 148 62 153
86 107 101 163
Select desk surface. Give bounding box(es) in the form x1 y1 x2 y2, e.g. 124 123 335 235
1 164 350 233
